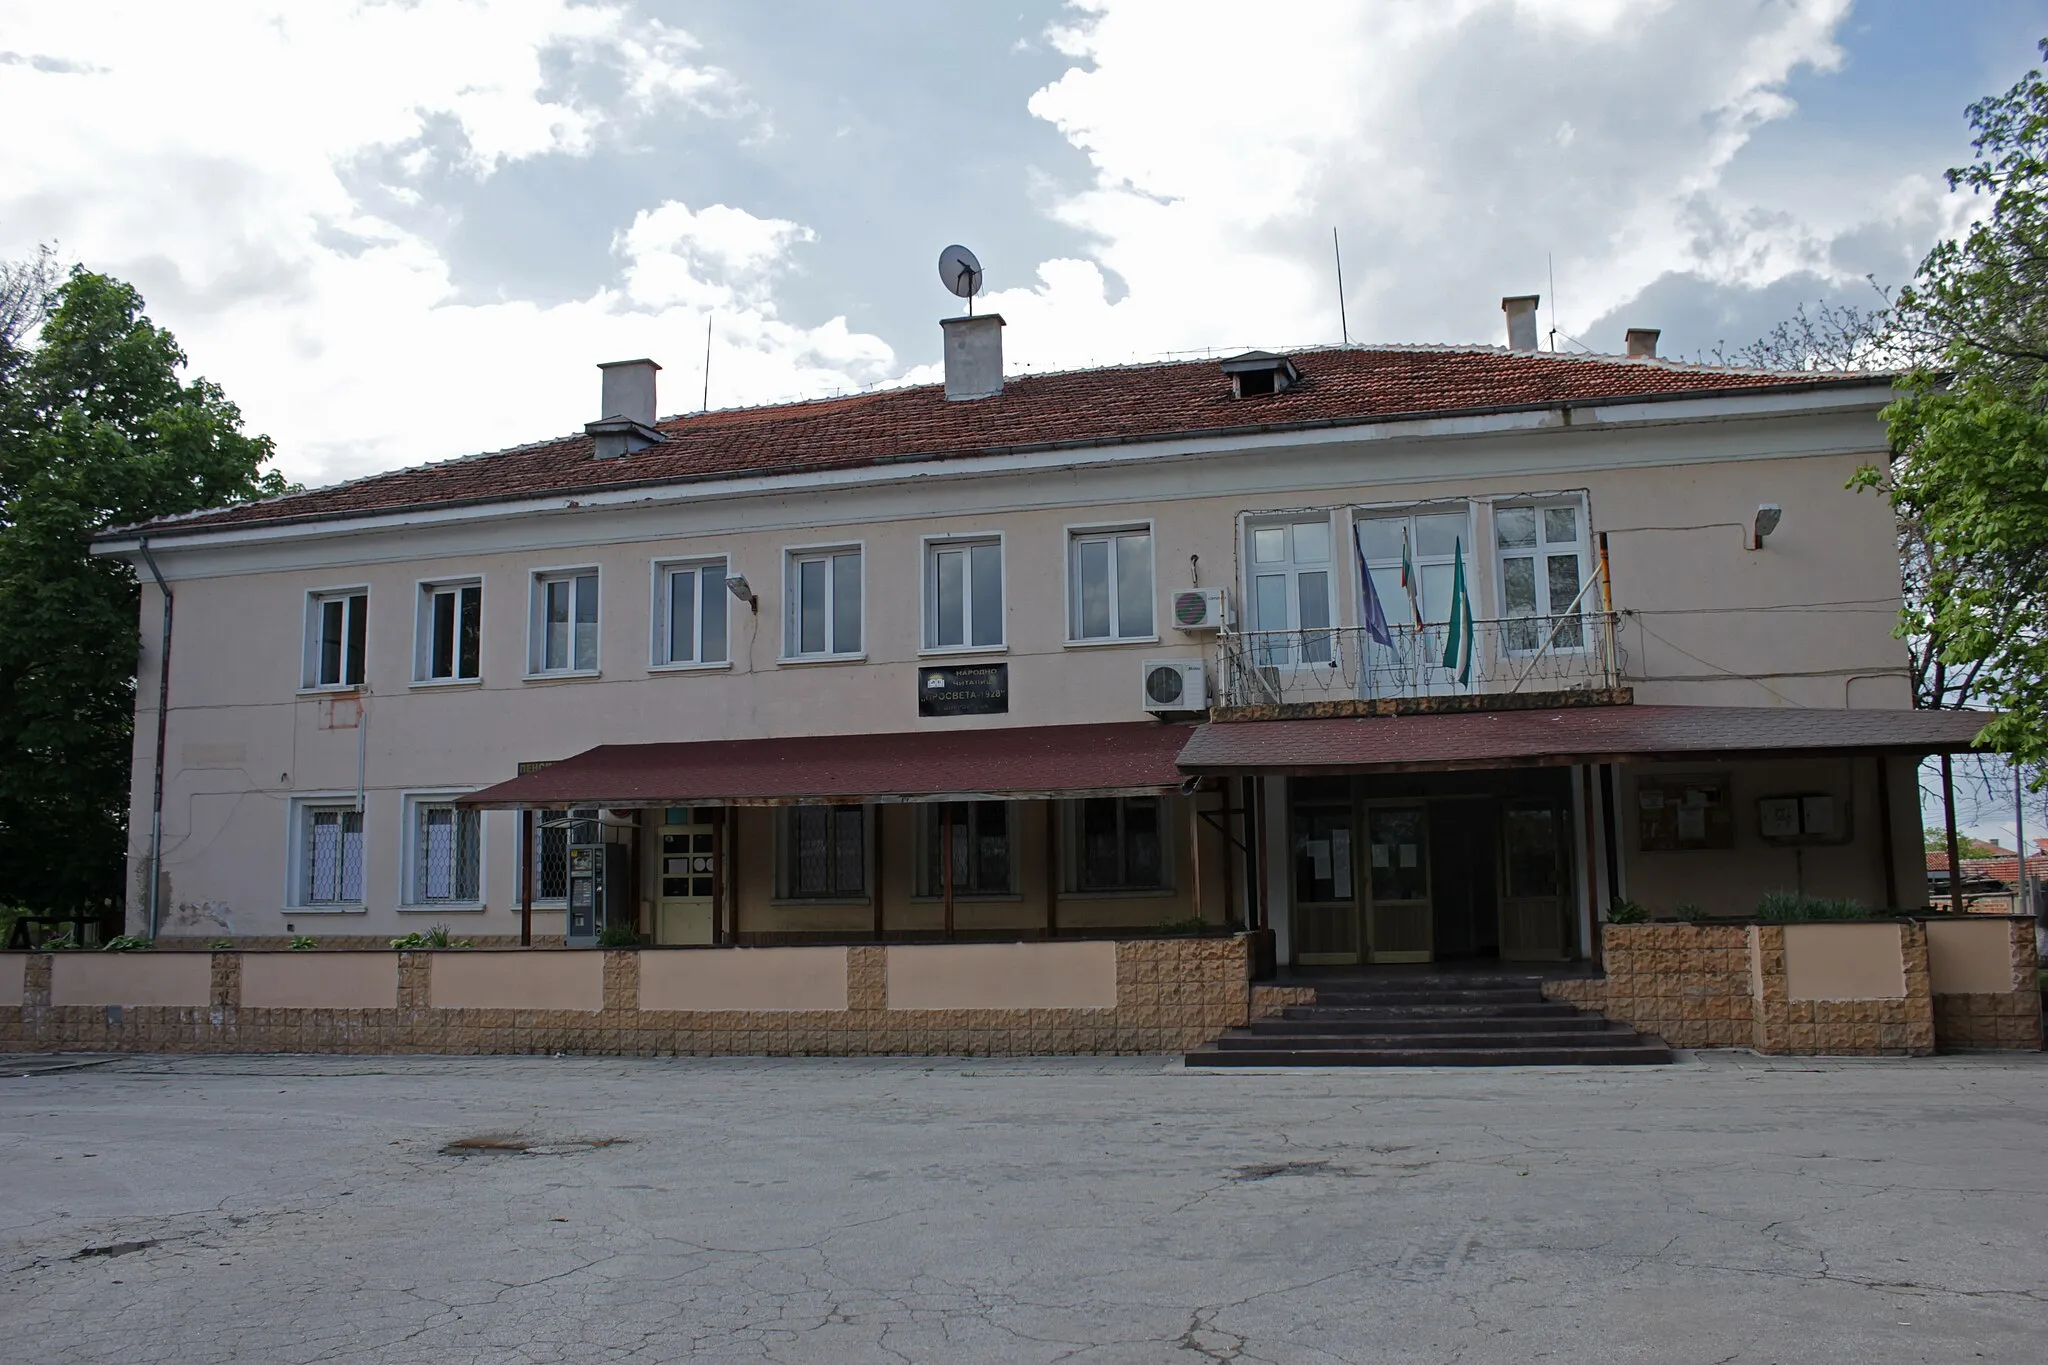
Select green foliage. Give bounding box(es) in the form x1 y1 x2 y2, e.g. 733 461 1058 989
206 938 233 951
1605 898 1649 925
1923 826 2008 856
99 934 152 951
391 924 471 950
0 266 289 915
1153 915 1211 935
1859 42 2048 768
1671 902 1707 923
288 935 318 951
595 924 642 948
1755 891 1871 922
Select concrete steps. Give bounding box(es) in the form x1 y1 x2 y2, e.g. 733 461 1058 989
1187 973 1671 1068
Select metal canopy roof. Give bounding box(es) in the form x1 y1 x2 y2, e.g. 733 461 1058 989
1176 705 1999 775
460 721 1194 809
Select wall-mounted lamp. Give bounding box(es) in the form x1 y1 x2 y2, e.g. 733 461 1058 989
1751 503 1783 550
724 574 758 613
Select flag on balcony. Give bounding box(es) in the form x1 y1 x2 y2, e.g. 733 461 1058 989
1353 524 1394 648
1441 537 1474 684
1399 525 1421 627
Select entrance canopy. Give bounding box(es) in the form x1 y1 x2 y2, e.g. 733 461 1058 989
462 721 1193 808
1177 704 1998 776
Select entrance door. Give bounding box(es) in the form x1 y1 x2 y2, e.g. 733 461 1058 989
1365 805 1432 963
656 806 717 945
1429 800 1500 959
1499 801 1571 961
1291 798 1359 963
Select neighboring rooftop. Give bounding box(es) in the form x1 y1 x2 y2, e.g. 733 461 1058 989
108 344 1890 541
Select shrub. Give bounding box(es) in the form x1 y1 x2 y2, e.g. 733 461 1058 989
288 935 319 951
596 924 642 948
1605 898 1650 925
1755 890 1868 922
1671 902 1707 923
1153 916 1210 935
207 938 234 950
100 935 153 951
390 924 473 949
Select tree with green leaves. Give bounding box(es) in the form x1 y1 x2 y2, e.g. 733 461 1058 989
1857 40 2048 773
0 265 288 920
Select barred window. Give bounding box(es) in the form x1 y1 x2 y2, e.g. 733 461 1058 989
1071 796 1167 893
919 801 1014 896
784 805 865 898
409 799 481 904
300 806 364 904
532 807 597 903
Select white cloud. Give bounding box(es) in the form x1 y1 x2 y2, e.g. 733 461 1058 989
0 0 896 484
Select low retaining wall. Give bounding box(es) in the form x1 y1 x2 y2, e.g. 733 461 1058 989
0 935 1249 1057
1543 917 2039 1055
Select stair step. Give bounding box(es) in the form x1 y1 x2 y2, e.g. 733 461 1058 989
1216 1028 1645 1050
1249 1015 1612 1035
1309 988 1548 1006
1185 1042 1674 1067
1284 1003 1581 1021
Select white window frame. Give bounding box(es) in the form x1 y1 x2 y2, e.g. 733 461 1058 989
413 576 483 685
920 532 1006 654
781 542 866 662
1241 513 1337 669
1061 795 1176 897
526 566 601 678
284 794 368 912
300 586 369 691
399 790 486 911
914 801 1021 900
1065 521 1157 645
774 804 871 903
1348 500 1482 631
650 555 731 671
1491 496 1593 656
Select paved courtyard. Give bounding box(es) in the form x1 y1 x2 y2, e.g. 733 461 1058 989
2 1052 2045 1363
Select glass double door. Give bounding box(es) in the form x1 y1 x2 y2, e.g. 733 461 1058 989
656 806 718 945
1291 789 1573 964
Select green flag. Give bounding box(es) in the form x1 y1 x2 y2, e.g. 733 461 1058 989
1441 537 1474 684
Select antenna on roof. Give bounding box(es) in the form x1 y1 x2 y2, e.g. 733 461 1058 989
1332 227 1350 346
939 244 983 316
1547 253 1557 353
702 314 713 412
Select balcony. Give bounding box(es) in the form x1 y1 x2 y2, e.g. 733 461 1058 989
1212 612 1625 711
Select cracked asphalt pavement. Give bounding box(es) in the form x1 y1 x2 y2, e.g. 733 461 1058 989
3 1051 2046 1363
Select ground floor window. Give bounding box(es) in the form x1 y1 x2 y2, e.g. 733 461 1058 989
919 801 1015 896
532 807 598 904
296 803 364 906
1070 796 1167 892
783 805 866 899
407 797 481 905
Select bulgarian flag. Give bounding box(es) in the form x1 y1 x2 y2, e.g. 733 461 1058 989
1440 536 1475 684
1399 525 1421 628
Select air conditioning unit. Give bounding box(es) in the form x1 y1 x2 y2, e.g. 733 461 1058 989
1171 587 1229 632
1141 659 1207 713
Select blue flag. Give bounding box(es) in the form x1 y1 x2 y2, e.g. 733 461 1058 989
1353 523 1393 648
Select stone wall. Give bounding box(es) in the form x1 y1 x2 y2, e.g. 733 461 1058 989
1748 922 1935 1056
1929 919 2044 1050
0 935 1249 1057
1577 924 1753 1049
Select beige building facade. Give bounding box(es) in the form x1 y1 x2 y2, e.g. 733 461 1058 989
94 318 1987 971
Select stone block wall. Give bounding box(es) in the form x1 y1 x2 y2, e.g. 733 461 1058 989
1931 919 2044 1050
0 935 1249 1058
1582 924 1753 1048
1748 922 1936 1056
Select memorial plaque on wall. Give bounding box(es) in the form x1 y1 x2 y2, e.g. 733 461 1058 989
919 663 1008 717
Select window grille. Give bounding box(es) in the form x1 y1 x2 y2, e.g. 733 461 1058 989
413 802 480 903
303 807 364 903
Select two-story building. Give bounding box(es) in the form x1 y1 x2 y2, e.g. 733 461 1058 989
94 301 1988 974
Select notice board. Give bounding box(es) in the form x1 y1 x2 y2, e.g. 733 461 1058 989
1636 773 1734 851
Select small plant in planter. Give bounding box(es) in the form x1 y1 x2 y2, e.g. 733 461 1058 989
1605 898 1650 925
207 938 234 950
1153 916 1210 936
1755 891 1867 922
37 929 81 951
1671 902 1707 924
390 923 473 949
100 934 153 951
595 924 642 948
289 935 319 951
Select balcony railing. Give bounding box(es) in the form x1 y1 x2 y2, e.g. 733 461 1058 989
1213 612 1625 709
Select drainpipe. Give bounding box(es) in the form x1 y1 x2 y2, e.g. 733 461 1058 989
137 537 174 941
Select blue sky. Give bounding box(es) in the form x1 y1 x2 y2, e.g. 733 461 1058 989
5 0 2045 484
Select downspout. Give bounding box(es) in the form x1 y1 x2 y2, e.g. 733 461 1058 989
137 537 174 941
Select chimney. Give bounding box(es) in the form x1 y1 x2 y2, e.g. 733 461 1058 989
940 314 1005 401
1625 328 1661 359
587 358 664 460
1502 295 1541 352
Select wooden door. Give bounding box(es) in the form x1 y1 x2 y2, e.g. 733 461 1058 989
1292 800 1360 964
1365 804 1433 963
1499 800 1570 961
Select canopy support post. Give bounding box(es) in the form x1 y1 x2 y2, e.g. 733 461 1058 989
519 809 534 948
872 806 886 942
1942 752 1962 911
1875 755 1899 909
942 804 956 940
1044 800 1060 939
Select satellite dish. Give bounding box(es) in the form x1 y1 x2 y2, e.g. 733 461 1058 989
938 244 983 300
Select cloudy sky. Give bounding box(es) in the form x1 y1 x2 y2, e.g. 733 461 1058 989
3 0 2046 489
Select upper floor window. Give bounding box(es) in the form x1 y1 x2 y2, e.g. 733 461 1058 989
918 801 1016 897
405 794 481 906
1069 526 1153 642
529 569 598 675
780 805 867 899
1244 517 1333 665
1355 507 1472 631
414 579 481 683
924 536 1003 651
1495 502 1589 652
654 558 728 667
785 546 862 659
302 588 367 690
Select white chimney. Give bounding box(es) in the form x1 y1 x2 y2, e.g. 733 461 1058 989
1625 328 1661 359
941 314 1005 401
1502 295 1541 352
587 358 664 459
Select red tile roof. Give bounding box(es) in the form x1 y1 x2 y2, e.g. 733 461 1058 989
1177 705 1995 773
461 721 1194 807
119 346 1887 539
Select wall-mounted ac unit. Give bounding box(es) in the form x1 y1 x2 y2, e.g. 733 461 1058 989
1141 659 1207 713
1171 587 1229 632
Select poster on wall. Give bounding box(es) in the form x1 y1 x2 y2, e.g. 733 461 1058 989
1636 774 1735 851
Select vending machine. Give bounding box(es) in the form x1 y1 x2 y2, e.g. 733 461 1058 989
565 839 628 946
